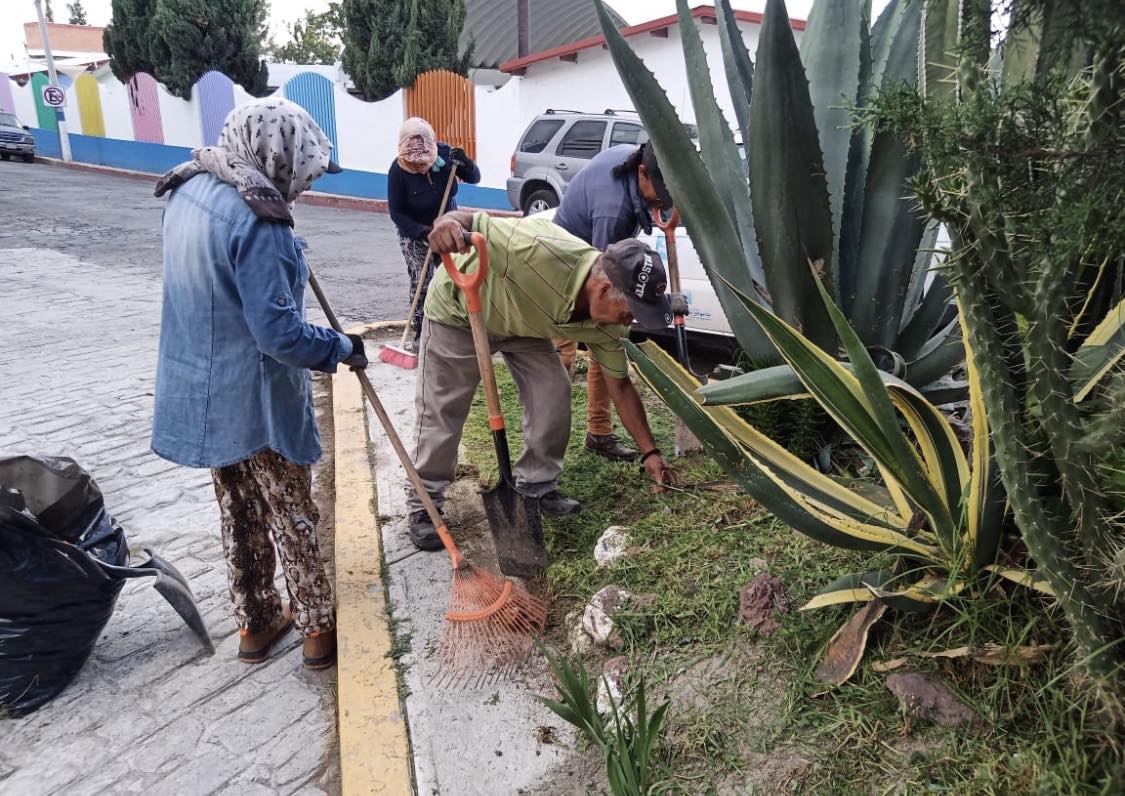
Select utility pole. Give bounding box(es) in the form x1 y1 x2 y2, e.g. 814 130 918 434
33 0 72 161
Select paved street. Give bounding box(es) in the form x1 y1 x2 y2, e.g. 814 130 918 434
0 161 409 794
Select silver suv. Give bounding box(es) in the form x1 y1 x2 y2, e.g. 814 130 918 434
508 109 678 216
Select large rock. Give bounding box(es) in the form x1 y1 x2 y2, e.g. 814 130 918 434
596 656 628 719
581 586 632 649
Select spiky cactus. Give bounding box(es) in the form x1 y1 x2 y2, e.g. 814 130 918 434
882 1 1125 720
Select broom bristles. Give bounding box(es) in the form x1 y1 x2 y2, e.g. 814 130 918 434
377 344 418 370
438 564 547 680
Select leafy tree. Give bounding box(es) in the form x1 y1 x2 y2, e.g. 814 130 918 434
45 0 55 23
148 0 270 100
342 0 467 100
397 0 470 88
268 3 345 65
104 0 159 82
66 1 88 25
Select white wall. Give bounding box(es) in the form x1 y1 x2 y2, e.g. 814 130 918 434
10 79 36 128
474 80 523 190
508 19 783 138
97 69 134 141
334 87 403 173
158 83 202 148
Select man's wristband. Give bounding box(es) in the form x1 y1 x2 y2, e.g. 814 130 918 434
640 448 661 464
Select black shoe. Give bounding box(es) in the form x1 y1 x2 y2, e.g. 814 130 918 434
584 433 641 462
409 510 445 551
537 490 582 517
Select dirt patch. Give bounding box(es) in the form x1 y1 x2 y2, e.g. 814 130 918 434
520 742 604 795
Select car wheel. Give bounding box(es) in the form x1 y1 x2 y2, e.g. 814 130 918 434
522 189 558 216
0 153 10 161
22 154 34 163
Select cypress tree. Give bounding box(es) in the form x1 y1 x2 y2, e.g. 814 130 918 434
148 0 270 100
104 0 159 83
342 0 467 101
396 0 469 88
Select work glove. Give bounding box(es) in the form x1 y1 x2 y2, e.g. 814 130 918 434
343 334 368 370
449 147 475 178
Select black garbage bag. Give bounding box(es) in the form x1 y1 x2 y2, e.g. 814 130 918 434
1 456 212 718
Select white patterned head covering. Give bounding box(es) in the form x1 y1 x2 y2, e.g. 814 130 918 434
155 98 337 225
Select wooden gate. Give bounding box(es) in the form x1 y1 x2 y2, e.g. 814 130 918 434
404 70 476 159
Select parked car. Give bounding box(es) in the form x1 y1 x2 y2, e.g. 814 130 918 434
507 109 698 216
0 113 35 163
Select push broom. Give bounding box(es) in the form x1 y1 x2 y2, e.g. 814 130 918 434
378 158 462 370
305 260 547 676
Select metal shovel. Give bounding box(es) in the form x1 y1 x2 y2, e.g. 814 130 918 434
652 208 703 455
441 234 548 578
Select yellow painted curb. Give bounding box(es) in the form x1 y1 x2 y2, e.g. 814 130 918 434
332 366 414 795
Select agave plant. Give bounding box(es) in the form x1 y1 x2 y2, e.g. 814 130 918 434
592 0 963 394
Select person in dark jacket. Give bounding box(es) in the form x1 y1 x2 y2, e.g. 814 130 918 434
552 142 675 461
387 117 481 349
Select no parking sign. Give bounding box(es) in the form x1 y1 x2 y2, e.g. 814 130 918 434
41 84 66 108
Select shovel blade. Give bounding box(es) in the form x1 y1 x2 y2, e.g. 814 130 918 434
141 549 215 654
480 482 547 578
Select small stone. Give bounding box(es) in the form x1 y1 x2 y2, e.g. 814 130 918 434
596 656 628 718
581 586 632 648
594 526 630 568
738 573 791 637
885 672 978 727
566 609 594 655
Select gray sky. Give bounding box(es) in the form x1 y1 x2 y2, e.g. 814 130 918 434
2 1 889 71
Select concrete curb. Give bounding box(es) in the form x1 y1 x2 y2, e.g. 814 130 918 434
35 158 522 217
331 358 414 795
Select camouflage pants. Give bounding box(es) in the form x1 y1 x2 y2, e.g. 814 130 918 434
211 449 335 637
399 235 439 344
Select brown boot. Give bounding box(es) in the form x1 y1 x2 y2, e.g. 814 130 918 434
584 433 641 462
237 604 293 664
303 630 337 670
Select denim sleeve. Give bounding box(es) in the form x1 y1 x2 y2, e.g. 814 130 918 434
232 217 350 373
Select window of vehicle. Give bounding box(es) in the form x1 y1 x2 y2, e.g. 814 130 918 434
0 113 20 127
519 119 565 153
610 122 647 147
556 120 607 159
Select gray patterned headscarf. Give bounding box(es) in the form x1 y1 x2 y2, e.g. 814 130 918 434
155 98 335 225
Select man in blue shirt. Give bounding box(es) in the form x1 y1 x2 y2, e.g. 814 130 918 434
552 142 675 461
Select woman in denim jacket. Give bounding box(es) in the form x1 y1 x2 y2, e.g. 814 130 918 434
151 99 366 670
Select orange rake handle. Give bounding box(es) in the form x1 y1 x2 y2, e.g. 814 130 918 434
440 233 507 435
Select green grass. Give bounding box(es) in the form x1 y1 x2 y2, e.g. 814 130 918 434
461 364 1123 794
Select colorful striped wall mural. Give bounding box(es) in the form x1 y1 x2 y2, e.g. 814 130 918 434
128 73 164 144
76 74 106 138
197 71 235 146
31 73 56 130
283 72 338 158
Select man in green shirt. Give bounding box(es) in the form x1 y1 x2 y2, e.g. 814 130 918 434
405 209 678 550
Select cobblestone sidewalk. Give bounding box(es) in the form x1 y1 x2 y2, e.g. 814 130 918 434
0 249 338 795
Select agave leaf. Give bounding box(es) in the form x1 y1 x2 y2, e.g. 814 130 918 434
960 307 1006 572
898 272 954 361
985 565 1057 597
815 599 888 684
1071 297 1125 401
628 340 939 553
748 0 836 353
716 0 754 152
593 0 774 360
899 219 943 331
906 319 965 388
801 570 896 610
800 0 870 284
919 0 962 101
698 364 808 405
839 0 910 307
675 0 764 289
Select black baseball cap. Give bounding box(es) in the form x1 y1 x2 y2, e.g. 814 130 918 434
602 239 674 331
640 143 674 210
